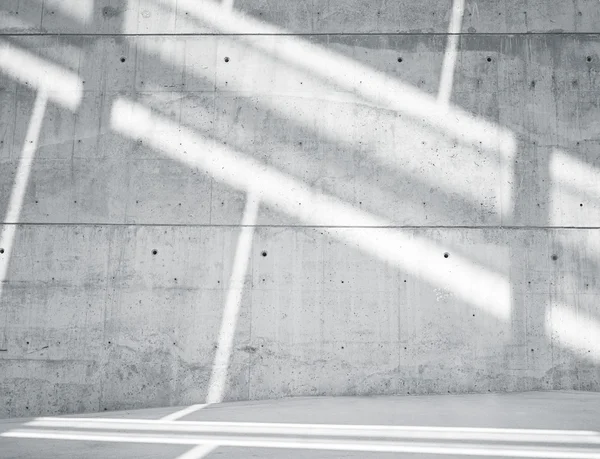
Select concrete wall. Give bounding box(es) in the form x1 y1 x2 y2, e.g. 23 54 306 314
0 0 599 417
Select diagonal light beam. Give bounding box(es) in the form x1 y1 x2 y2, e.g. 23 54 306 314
0 90 47 343
206 192 260 404
437 0 465 106
110 98 512 321
0 40 83 344
174 443 219 459
150 0 515 158
139 0 516 223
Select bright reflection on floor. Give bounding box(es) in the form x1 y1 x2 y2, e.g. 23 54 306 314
110 97 511 320
3 417 600 458
175 443 217 459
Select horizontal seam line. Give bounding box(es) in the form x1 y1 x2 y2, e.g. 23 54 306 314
1 223 600 229
1 32 600 37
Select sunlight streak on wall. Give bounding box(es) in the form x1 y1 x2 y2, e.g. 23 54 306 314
437 0 465 106
0 40 83 349
221 0 235 11
133 34 509 220
0 90 48 329
43 0 94 23
110 98 512 320
149 0 516 160
546 302 600 362
0 40 83 110
206 192 260 404
550 149 600 225
550 150 600 200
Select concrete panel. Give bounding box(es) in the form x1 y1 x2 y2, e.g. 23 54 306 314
0 35 599 226
0 81 16 163
1 225 599 417
0 0 43 33
2 1 600 34
0 225 254 417
246 227 600 398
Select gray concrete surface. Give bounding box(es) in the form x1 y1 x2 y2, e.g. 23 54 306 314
1 391 600 458
2 0 600 34
1 0 600 418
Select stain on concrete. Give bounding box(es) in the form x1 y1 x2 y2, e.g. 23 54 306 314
102 6 121 18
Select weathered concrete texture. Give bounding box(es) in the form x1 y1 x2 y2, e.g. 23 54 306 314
1 1 600 418
1 225 599 417
0 34 599 227
1 0 600 34
0 225 252 417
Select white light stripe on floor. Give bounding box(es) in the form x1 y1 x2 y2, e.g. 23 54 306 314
20 418 600 443
174 443 219 459
161 404 208 421
4 429 600 458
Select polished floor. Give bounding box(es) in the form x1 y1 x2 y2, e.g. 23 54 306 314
1 391 600 458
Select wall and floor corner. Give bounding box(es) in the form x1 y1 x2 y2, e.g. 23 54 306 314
0 0 599 418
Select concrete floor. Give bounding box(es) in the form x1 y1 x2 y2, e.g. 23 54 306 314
1 391 599 458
